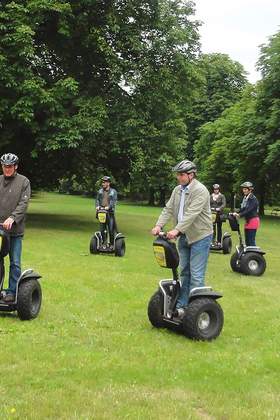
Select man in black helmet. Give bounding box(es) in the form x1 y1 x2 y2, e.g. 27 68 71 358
0 153 31 302
151 159 213 311
95 176 118 244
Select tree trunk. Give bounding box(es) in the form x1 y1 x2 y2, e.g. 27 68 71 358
259 191 265 216
148 187 155 206
159 187 166 207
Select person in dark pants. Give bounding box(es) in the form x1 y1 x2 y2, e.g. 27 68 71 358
0 153 31 302
210 184 226 245
233 181 260 246
95 176 117 245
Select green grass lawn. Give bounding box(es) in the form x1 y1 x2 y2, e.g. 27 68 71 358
1 192 280 419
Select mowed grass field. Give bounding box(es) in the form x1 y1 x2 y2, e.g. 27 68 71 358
1 192 280 419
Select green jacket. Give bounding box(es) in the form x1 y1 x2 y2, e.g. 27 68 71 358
156 178 213 244
0 173 31 236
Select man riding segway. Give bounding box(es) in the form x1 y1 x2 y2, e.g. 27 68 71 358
96 176 117 246
90 176 125 256
0 153 42 319
0 153 30 302
149 160 223 340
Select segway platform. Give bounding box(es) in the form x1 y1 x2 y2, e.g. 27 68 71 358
89 209 126 257
0 229 43 320
148 233 224 340
228 214 266 276
210 211 232 254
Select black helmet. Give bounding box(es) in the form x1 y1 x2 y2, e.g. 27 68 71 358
0 153 19 165
172 159 197 174
241 181 254 189
101 176 111 182
213 184 220 190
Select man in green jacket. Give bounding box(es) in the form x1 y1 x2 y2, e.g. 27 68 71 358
0 153 31 302
151 160 213 312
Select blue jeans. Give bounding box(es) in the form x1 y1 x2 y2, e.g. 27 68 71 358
176 234 212 308
245 229 257 246
7 236 22 295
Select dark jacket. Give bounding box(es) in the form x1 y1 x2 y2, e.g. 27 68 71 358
96 188 117 211
0 173 31 236
239 193 259 222
210 193 226 213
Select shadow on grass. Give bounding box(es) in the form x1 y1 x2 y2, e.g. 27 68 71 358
28 213 97 232
0 312 17 319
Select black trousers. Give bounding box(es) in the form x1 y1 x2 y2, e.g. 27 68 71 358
100 212 117 244
245 229 257 246
213 220 222 243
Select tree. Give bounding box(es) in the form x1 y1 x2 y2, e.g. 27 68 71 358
185 53 248 158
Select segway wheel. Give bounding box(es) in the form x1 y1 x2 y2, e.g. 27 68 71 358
230 251 241 272
89 235 98 254
17 279 42 320
240 252 266 276
147 290 165 328
222 237 232 254
182 298 224 341
115 238 125 257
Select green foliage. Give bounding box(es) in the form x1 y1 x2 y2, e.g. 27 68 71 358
186 53 248 157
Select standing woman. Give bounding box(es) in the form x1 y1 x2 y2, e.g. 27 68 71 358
233 182 260 246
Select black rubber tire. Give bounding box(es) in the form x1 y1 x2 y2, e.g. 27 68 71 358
230 251 241 272
89 235 98 254
240 252 266 276
222 237 232 254
182 298 224 341
17 279 42 320
115 238 125 257
147 290 165 328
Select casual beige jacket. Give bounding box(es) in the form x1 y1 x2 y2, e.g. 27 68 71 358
156 178 213 244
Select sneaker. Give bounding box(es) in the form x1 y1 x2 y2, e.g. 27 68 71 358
3 294 15 303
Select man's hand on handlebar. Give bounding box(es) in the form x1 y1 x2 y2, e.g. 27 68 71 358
151 225 161 236
166 229 180 240
232 212 240 218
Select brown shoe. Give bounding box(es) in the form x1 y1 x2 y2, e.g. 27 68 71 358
3 294 15 303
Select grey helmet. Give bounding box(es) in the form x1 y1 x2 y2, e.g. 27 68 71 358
101 176 111 182
213 184 220 190
240 181 254 189
172 159 197 174
0 153 19 165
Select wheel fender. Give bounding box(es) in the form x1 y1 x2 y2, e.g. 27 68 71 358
243 247 266 256
189 291 223 303
115 233 125 240
222 232 231 239
18 269 42 284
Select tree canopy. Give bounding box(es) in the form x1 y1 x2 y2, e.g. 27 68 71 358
0 1 279 208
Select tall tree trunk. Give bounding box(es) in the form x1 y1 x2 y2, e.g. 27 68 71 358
159 187 166 207
259 191 265 216
148 187 155 206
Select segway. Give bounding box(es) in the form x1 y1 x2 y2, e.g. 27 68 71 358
147 233 224 340
228 214 266 276
0 228 42 320
89 207 125 257
210 210 232 254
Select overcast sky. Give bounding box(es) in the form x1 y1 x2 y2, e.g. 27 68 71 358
194 0 280 83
